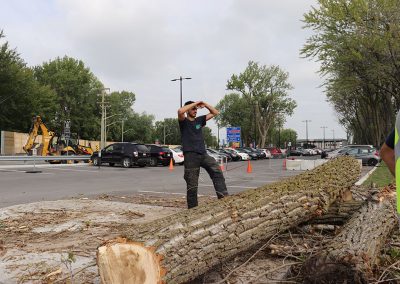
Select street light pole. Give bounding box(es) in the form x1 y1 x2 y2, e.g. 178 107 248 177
302 120 311 148
321 126 327 149
171 76 192 107
332 129 335 149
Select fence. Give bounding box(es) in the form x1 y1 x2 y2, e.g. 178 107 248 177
0 130 109 155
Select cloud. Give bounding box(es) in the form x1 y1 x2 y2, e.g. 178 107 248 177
1 0 347 139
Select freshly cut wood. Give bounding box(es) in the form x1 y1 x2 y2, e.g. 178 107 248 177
303 200 364 225
97 157 360 284
301 186 397 284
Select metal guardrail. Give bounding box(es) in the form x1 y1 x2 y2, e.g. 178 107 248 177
0 155 91 161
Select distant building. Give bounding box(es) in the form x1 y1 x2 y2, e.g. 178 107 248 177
296 138 348 149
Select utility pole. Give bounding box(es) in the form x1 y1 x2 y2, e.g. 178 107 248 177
321 126 328 149
217 124 220 149
302 120 311 148
99 88 110 150
332 129 335 149
121 119 124 142
171 76 192 107
163 122 166 145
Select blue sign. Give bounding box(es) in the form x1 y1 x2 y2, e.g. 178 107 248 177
227 127 241 142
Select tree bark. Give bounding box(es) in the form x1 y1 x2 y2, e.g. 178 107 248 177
302 200 364 225
97 157 360 284
300 187 397 284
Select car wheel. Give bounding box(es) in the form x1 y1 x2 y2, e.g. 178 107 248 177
109 163 115 167
149 157 157 167
121 157 131 168
92 157 100 166
368 159 378 167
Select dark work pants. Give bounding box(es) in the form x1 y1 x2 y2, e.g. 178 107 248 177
183 152 228 209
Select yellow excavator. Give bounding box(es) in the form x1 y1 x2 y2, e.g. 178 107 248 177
23 116 93 161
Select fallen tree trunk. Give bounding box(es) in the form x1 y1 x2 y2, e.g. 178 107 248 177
302 200 364 225
300 186 397 284
97 157 360 284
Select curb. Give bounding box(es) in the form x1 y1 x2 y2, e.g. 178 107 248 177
355 165 379 186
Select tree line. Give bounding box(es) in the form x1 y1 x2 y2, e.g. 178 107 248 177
3 0 396 149
302 0 400 147
0 30 298 149
0 31 218 147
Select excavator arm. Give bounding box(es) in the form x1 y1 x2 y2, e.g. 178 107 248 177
23 116 41 154
23 116 54 156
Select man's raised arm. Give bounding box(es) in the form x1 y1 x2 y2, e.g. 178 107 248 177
177 101 199 121
202 102 220 121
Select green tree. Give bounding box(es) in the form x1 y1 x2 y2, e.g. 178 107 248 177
153 118 181 145
34 56 103 139
0 31 57 132
216 93 253 145
226 61 296 147
302 0 400 146
269 128 297 148
203 126 218 148
121 112 155 143
105 91 136 141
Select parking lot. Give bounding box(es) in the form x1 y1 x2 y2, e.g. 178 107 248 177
0 157 374 208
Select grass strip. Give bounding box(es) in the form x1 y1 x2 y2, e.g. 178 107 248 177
362 162 394 187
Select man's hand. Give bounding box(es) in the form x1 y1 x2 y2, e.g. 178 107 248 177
197 101 205 108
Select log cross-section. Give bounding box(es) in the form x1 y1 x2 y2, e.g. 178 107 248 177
97 157 361 284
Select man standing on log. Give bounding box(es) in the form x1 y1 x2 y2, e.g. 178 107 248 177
178 100 229 208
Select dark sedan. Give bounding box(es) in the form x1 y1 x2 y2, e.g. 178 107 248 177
146 144 173 166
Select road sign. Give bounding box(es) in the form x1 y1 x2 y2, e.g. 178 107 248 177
64 120 71 139
227 127 241 143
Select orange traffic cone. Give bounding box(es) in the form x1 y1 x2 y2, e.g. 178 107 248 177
282 159 287 170
169 158 174 171
247 160 252 173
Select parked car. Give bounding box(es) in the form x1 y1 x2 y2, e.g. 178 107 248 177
207 148 232 162
324 145 374 159
206 149 224 162
266 147 283 158
220 148 241 161
243 147 266 159
288 148 306 156
339 147 381 166
260 149 272 159
170 148 184 165
91 142 150 168
146 144 173 166
227 148 250 160
238 148 258 160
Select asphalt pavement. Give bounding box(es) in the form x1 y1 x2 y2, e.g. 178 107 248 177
0 157 374 208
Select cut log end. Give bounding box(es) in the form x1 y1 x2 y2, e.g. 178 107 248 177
97 238 165 284
301 254 367 284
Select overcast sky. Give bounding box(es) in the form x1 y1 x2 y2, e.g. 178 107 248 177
1 0 347 142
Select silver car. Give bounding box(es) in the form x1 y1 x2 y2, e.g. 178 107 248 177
338 147 380 166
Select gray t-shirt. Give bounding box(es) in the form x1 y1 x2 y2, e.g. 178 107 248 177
179 115 207 154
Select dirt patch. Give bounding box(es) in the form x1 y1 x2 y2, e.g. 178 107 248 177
0 198 181 284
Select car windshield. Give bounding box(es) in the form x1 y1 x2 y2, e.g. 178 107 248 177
173 148 182 153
